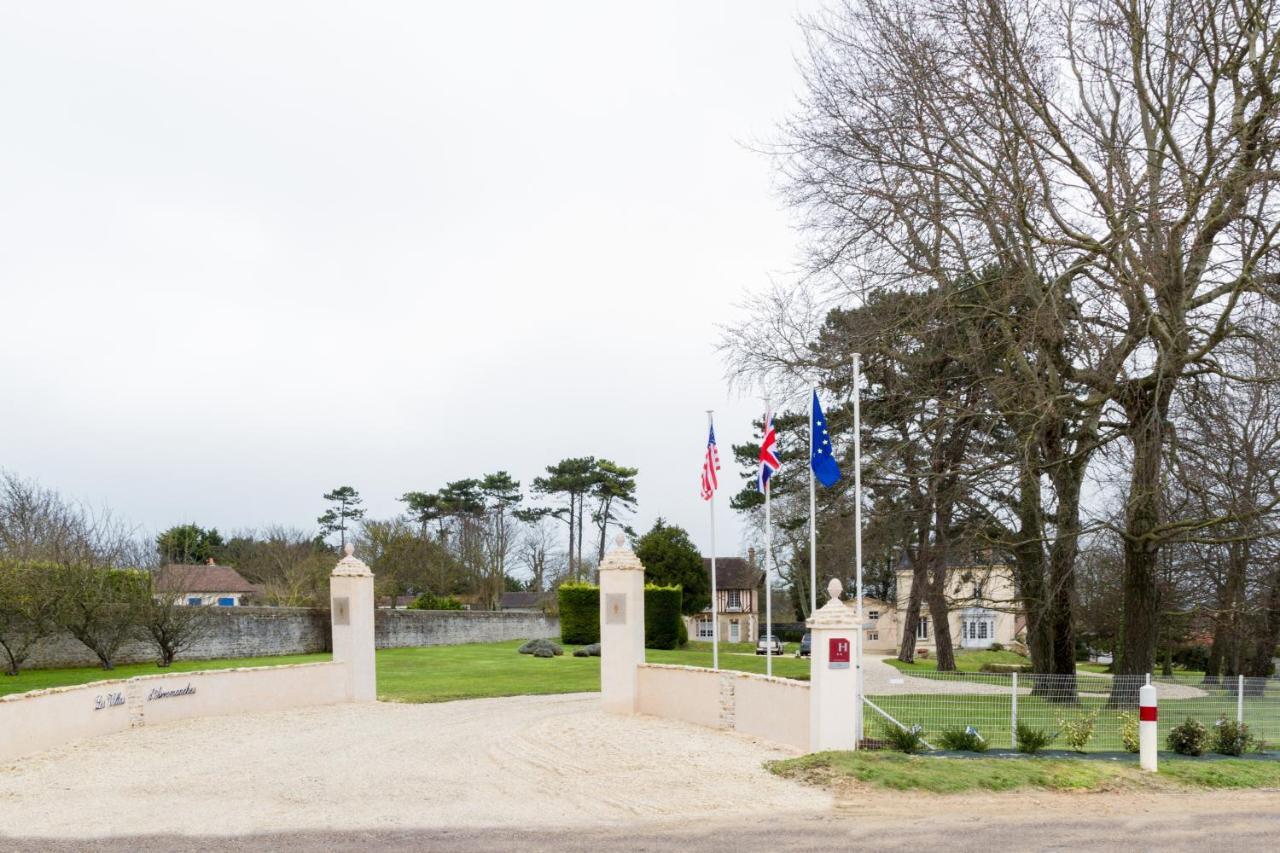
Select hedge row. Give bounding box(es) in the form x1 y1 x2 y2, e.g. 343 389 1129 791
555 583 686 649
558 582 600 644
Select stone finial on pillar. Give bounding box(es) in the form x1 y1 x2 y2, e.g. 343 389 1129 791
598 533 645 714
330 543 376 702
808 577 859 751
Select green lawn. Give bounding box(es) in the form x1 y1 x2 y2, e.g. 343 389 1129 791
0 653 329 697
1 639 813 703
883 649 1031 674
867 687 1280 753
768 750 1280 793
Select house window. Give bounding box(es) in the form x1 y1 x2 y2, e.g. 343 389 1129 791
729 620 741 642
187 597 202 607
978 621 989 639
916 618 930 640
868 610 879 620
726 589 742 611
217 597 235 607
867 631 879 641
974 581 985 600
696 619 714 639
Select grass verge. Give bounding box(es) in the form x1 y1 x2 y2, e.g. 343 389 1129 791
767 751 1280 793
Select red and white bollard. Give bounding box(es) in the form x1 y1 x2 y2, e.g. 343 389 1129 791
1139 681 1158 772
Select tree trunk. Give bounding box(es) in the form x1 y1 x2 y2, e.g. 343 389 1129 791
1112 385 1171 703
897 557 927 664
1011 469 1052 674
566 494 576 581
1045 454 1083 699
926 558 955 671
1245 565 1280 680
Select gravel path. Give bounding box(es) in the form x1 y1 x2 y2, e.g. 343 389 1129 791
0 693 828 839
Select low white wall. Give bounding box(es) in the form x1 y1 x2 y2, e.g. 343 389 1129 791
635 663 809 752
734 673 809 750
636 664 722 729
0 661 348 765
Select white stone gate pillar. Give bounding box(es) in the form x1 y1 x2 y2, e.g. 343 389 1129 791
809 577 859 751
331 543 376 702
599 534 645 714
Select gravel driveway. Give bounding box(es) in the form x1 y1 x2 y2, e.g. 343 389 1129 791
0 693 827 839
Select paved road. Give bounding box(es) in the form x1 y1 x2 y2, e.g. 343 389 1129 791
3 804 1276 853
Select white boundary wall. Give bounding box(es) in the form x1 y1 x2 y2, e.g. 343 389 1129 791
0 662 347 764
636 663 809 752
0 545 377 766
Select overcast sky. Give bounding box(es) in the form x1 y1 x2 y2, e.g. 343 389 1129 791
0 1 823 560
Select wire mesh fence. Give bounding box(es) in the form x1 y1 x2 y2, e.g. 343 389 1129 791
864 671 1279 753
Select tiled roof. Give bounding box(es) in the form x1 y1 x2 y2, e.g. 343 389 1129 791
155 563 259 594
702 557 762 590
500 591 551 609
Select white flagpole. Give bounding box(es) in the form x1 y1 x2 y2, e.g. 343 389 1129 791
708 410 719 672
853 353 864 746
809 384 818 616
764 400 773 678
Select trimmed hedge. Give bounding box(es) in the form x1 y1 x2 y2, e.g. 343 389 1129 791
644 585 683 650
553 583 687 649
558 583 600 644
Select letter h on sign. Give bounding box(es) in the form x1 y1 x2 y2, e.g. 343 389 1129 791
829 637 850 669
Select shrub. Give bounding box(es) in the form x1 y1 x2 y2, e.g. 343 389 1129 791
1212 717 1254 756
1119 712 1140 753
518 638 563 656
1168 717 1208 756
644 585 683 650
1170 643 1210 672
988 641 1004 652
677 617 689 648
408 593 463 611
938 726 988 752
979 662 1032 674
882 723 927 754
1058 709 1099 753
557 583 600 644
1015 722 1052 754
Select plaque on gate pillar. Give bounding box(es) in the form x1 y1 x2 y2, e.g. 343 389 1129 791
605 593 627 625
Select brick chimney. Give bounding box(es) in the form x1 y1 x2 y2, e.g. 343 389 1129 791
748 547 757 568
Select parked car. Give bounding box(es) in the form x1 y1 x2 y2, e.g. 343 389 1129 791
796 632 811 657
755 634 783 655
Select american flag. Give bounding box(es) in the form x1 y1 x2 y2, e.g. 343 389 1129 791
758 410 780 492
700 423 720 501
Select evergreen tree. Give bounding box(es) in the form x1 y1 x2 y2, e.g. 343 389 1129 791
635 518 708 615
318 486 366 548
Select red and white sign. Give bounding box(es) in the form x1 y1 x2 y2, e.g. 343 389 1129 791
829 637 850 668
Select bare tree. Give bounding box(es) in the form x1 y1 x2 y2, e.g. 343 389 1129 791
763 0 1280 686
0 560 61 675
138 565 213 667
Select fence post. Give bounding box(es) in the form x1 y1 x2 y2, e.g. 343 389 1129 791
599 534 646 714
808 578 859 752
1139 680 1158 772
1010 671 1018 750
1238 674 1245 727
330 544 376 702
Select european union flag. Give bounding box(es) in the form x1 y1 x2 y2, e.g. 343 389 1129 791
811 390 842 487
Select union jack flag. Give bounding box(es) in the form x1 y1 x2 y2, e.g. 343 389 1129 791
758 410 780 492
700 423 720 501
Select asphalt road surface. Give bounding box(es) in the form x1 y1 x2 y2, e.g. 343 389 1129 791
2 804 1278 853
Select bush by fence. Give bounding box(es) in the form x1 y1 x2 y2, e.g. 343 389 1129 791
865 671 1280 754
